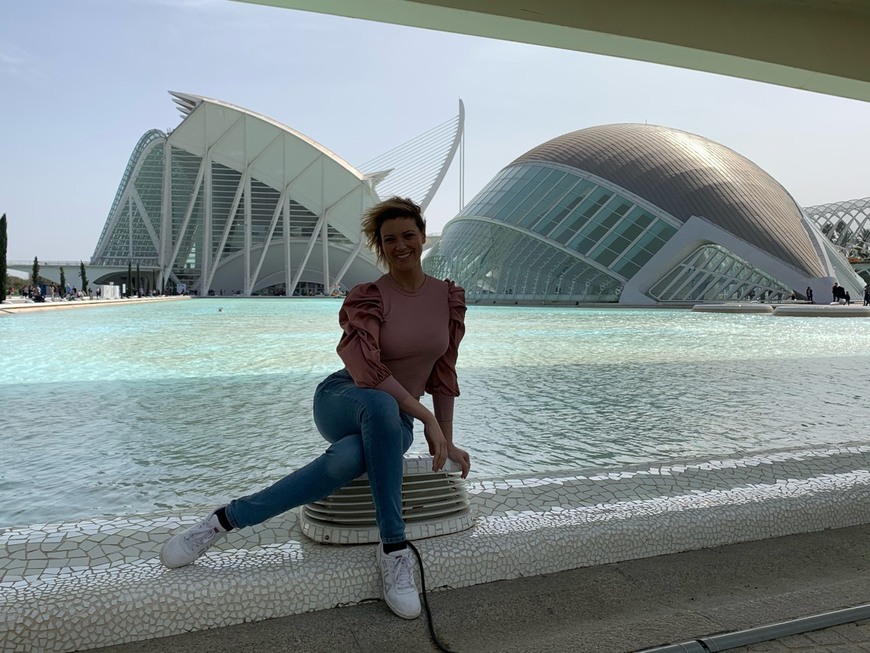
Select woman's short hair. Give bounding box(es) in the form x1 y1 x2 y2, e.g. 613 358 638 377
361 196 426 266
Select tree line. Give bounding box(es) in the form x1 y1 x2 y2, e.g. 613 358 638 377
0 213 90 302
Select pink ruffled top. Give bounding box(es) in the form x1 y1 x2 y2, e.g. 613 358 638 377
336 274 466 422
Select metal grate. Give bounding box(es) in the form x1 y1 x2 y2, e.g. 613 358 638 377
300 455 473 545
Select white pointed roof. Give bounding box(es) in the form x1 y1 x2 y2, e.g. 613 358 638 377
167 91 376 240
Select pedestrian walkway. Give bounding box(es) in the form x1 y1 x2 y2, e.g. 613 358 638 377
7 445 870 653
91 523 870 653
0 294 189 314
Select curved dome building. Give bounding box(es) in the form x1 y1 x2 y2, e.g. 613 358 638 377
424 124 862 304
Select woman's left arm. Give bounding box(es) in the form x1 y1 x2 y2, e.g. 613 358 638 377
427 280 470 477
439 419 471 478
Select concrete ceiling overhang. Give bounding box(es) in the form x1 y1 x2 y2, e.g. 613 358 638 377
232 0 870 102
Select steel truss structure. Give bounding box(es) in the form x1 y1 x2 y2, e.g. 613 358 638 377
91 93 463 296
804 197 870 260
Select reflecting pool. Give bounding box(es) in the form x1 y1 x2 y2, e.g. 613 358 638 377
2 298 869 528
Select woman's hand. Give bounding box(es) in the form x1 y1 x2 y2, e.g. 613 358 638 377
447 444 471 478
447 444 471 479
397 396 465 476
423 419 448 472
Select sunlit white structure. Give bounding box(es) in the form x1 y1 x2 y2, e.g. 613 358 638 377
90 93 463 296
425 124 864 305
805 197 870 257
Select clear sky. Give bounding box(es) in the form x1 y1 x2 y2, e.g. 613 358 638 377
2 0 869 262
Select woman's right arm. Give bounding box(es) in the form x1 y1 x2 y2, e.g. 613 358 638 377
397 395 448 473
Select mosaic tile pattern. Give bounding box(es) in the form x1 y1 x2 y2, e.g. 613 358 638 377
4 444 870 652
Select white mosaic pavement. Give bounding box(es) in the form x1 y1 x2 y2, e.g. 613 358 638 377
4 444 870 653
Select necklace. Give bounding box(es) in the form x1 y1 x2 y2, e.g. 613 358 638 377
389 271 425 291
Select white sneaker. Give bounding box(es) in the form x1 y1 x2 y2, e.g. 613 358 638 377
377 543 421 619
160 513 227 568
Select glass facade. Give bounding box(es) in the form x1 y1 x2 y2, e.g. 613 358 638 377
803 197 870 258
93 141 352 292
425 163 679 302
424 120 866 304
425 220 624 301
647 245 793 302
92 131 165 268
512 123 825 279
90 92 466 297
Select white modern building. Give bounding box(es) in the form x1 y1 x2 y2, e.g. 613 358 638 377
804 196 870 281
89 92 463 296
425 123 865 305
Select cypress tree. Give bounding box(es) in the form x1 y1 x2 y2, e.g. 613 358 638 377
31 256 40 289
0 214 7 304
127 261 133 297
59 266 66 296
79 261 89 295
136 263 141 297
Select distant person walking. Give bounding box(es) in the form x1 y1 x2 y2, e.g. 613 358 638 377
832 282 840 303
806 286 814 303
864 284 870 306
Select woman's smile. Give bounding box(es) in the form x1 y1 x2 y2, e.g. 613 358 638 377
380 217 425 271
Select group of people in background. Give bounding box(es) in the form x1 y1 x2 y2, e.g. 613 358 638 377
830 281 870 306
831 282 851 305
772 283 870 306
14 284 86 302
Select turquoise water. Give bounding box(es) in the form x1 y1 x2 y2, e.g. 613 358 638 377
2 298 869 528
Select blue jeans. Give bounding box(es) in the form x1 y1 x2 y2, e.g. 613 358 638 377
224 369 414 544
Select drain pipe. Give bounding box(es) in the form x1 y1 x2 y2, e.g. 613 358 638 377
637 603 870 652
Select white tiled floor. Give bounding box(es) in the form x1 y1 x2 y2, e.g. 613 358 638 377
4 444 870 653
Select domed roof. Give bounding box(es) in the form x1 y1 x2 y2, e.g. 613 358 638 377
513 124 823 277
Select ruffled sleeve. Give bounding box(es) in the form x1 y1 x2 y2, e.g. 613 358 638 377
336 283 411 403
426 280 466 421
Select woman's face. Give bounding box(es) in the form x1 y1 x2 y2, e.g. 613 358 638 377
380 216 426 273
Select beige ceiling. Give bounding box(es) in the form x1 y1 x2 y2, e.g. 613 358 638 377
233 0 870 102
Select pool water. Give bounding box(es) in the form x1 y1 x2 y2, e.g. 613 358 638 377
2 298 868 528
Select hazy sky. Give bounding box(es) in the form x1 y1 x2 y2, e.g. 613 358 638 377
2 0 869 261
